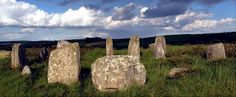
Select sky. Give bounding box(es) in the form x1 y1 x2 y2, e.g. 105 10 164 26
0 0 236 41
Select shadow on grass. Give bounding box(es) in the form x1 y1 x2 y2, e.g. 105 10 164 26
79 67 91 90
30 63 47 83
79 67 91 80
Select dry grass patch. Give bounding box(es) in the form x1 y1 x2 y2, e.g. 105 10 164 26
0 51 10 59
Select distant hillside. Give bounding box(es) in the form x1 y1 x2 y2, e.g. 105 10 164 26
0 32 236 50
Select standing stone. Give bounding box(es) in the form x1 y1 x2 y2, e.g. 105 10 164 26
154 36 166 59
11 44 25 68
39 47 48 61
48 42 80 85
21 65 31 75
106 37 113 56
206 43 226 60
57 40 70 48
128 35 140 59
91 55 146 91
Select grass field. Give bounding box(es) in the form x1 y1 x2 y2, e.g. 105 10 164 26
0 44 236 97
0 51 10 59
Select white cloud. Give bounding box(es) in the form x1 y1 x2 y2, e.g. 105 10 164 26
1 0 235 32
105 16 169 29
140 7 148 17
60 8 104 27
112 3 136 21
21 28 35 33
0 0 105 27
182 18 236 31
0 0 36 26
163 26 176 31
81 31 108 38
0 0 236 41
105 9 236 34
175 10 212 23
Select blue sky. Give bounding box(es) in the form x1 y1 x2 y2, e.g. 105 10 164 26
0 0 236 41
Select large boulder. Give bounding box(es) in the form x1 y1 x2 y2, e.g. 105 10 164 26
48 42 80 85
206 43 226 60
128 36 140 60
91 55 146 91
154 36 166 59
11 44 25 68
106 37 113 56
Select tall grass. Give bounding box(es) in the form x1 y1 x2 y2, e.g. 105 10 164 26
0 45 236 97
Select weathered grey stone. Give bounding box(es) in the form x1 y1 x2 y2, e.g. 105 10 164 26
206 43 226 60
154 36 166 59
11 44 25 68
168 67 190 78
57 40 70 48
106 37 113 56
128 36 140 60
48 42 80 85
21 65 31 75
39 47 48 61
91 55 146 91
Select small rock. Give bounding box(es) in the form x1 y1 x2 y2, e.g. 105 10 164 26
21 65 31 75
168 67 190 78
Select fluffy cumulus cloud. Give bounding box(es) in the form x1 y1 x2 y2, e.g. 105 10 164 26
0 0 37 26
0 0 104 27
111 3 136 21
0 0 236 41
106 9 236 33
142 0 191 18
141 0 226 18
182 18 236 31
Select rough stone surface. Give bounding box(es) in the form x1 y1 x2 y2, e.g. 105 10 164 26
39 47 48 61
106 37 113 56
21 65 31 75
57 40 70 48
206 43 226 60
11 44 25 68
91 55 146 91
154 36 166 59
48 42 80 85
168 67 190 78
128 36 140 60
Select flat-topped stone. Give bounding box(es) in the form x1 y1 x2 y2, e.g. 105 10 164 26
91 55 146 91
206 43 226 60
48 42 80 85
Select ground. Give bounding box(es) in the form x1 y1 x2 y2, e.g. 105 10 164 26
0 44 236 97
0 51 10 59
